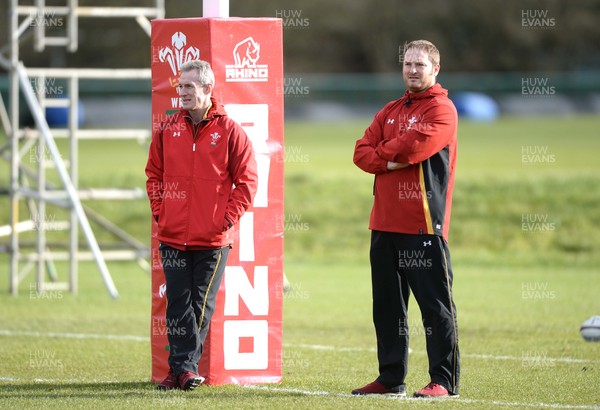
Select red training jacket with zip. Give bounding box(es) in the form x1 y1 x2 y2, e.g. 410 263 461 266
353 83 458 240
145 97 257 249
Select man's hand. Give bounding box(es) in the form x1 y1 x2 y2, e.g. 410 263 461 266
387 161 410 171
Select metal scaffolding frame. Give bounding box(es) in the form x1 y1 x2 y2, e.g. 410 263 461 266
0 0 165 298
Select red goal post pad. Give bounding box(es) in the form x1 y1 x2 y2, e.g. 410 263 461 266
150 17 284 385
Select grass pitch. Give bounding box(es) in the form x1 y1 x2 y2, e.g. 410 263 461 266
1 115 599 409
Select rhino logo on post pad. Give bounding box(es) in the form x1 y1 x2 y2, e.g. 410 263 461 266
234 37 261 67
226 36 269 82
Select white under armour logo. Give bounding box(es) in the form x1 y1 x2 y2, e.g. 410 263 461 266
172 131 181 137
387 119 395 124
423 240 432 247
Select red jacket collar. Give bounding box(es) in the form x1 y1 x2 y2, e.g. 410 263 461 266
181 96 226 122
400 83 447 105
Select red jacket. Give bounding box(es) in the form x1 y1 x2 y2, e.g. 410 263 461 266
145 97 257 249
353 83 458 240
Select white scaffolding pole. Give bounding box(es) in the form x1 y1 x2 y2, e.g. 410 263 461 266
4 0 164 297
203 0 229 18
16 62 119 298
9 0 20 296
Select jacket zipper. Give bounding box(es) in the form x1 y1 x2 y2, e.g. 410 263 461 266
185 121 201 245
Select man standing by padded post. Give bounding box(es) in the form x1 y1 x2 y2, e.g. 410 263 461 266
352 40 460 398
146 60 257 391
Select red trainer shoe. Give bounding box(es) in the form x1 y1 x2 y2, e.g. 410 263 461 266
178 371 205 391
413 382 458 398
156 369 179 390
351 380 406 396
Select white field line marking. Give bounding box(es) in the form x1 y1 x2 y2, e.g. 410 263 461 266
242 385 600 409
0 377 596 409
0 329 149 342
285 343 598 364
0 330 596 364
0 377 147 384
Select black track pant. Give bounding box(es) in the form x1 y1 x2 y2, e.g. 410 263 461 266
370 230 460 395
160 243 230 376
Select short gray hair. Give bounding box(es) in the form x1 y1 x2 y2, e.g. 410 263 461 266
179 60 215 85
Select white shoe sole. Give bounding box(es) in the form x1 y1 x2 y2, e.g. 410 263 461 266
413 393 460 399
